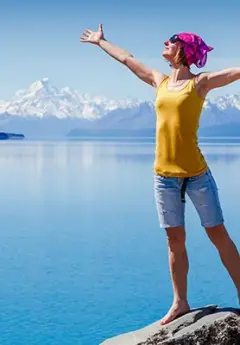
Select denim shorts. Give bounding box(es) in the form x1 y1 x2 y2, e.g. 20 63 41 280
154 168 224 228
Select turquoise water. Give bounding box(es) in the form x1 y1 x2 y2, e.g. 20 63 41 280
0 140 239 345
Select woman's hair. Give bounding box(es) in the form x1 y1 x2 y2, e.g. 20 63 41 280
174 46 189 67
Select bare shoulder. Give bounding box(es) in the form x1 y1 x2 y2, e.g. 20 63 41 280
194 72 210 85
152 70 168 88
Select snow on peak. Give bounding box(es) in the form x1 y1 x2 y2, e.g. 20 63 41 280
28 78 51 92
210 93 240 110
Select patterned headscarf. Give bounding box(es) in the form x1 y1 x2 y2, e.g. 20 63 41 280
171 33 213 68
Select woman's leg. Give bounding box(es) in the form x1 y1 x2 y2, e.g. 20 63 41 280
205 223 240 302
154 175 190 325
160 226 190 325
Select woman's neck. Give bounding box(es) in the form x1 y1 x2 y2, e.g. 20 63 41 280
170 65 193 82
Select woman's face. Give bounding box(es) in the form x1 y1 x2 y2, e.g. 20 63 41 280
162 40 182 62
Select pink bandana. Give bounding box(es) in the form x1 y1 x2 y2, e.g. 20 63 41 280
177 32 213 68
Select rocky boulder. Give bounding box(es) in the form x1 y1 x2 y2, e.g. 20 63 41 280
100 305 240 345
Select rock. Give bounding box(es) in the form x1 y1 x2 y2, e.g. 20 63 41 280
0 132 25 140
100 305 240 345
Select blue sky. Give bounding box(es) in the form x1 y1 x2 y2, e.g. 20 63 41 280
2 0 240 101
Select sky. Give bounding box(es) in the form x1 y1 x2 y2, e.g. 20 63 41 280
2 0 240 101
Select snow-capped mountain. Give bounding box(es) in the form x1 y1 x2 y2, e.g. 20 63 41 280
0 78 142 120
1 78 240 137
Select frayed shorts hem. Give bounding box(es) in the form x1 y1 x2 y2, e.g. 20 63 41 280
201 219 225 228
159 222 185 229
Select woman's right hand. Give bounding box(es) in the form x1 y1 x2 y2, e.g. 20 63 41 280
80 24 104 45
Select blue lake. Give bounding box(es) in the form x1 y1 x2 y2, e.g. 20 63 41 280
0 140 239 345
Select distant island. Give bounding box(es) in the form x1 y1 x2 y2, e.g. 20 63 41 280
0 132 25 140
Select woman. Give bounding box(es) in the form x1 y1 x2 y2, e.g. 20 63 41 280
80 25 240 325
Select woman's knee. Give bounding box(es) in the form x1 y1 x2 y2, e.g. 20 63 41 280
166 226 186 250
205 223 230 247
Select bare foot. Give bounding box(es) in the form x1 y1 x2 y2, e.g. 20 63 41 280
160 300 190 325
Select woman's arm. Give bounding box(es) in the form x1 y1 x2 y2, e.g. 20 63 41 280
197 68 240 92
80 24 166 87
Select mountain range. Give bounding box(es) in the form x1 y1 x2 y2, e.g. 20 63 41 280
1 78 240 138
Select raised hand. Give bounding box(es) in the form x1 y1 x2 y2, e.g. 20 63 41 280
80 24 104 45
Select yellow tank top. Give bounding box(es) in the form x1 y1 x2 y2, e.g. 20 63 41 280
154 76 207 177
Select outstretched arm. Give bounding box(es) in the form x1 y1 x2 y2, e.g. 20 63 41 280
198 68 240 92
80 24 166 87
